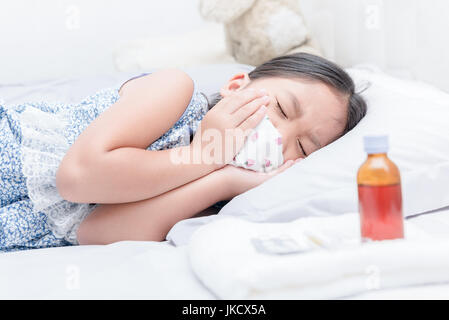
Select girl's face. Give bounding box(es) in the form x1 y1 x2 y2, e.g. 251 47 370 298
220 74 348 161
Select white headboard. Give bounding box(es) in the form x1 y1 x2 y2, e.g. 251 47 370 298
1 0 448 92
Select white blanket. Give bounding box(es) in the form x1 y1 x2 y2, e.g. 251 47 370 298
188 213 449 299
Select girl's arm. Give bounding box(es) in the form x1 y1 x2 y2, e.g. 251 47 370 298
76 160 296 245
56 69 268 204
76 166 233 244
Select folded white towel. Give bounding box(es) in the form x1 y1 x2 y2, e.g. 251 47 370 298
188 213 449 299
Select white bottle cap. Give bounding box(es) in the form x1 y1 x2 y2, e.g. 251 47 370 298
364 135 389 154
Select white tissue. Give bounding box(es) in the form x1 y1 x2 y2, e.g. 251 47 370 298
231 115 284 172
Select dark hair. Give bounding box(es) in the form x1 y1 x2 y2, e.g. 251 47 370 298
209 52 367 136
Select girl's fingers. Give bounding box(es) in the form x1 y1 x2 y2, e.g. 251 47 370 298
279 157 302 170
232 95 270 127
264 159 296 177
224 89 267 113
237 105 267 134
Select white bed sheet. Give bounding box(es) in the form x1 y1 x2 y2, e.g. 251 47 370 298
1 208 448 300
0 241 213 299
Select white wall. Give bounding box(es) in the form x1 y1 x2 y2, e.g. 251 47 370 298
0 0 448 92
300 0 449 91
0 0 213 82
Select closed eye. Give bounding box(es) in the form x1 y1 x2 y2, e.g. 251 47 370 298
297 139 307 157
276 98 287 119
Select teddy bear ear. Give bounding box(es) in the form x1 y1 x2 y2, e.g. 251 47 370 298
198 0 256 23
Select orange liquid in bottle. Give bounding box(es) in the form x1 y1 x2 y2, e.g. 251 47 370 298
358 184 403 240
357 150 404 241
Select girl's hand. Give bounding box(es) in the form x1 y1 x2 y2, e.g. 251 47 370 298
217 159 300 199
191 88 270 168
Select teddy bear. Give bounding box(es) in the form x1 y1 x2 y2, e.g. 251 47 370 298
199 0 321 66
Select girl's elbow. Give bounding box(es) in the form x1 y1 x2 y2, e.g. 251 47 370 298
56 162 84 202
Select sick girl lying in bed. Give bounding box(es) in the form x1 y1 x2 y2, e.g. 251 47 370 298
0 53 366 252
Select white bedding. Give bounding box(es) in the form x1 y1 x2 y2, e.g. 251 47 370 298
1 71 449 299
1 208 449 299
1 241 212 299
188 211 449 299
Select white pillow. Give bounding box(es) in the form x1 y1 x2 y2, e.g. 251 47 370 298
114 26 235 72
167 66 449 245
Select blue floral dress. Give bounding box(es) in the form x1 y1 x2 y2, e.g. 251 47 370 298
0 74 209 252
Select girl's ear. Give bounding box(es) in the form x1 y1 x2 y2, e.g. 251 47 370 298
220 73 251 97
